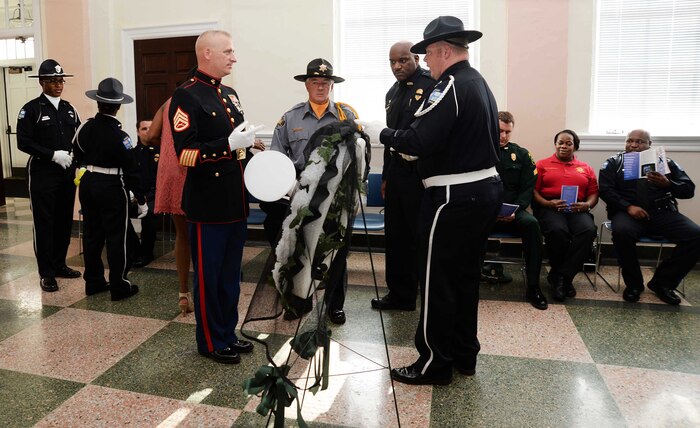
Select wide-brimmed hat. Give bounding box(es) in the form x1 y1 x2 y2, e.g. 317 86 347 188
411 16 482 54
294 58 344 83
85 78 134 104
29 59 74 78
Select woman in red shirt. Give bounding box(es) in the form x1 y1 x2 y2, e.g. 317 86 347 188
533 129 598 301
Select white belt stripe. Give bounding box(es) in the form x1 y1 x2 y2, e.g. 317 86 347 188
419 185 451 375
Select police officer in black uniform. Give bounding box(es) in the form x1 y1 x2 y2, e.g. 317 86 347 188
73 78 144 300
132 119 159 268
17 59 81 292
378 16 502 386
599 129 700 305
170 30 259 364
371 41 434 311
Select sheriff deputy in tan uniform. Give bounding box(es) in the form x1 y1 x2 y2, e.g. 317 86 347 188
264 58 358 325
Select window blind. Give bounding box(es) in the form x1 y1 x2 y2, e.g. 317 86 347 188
335 0 474 122
591 0 700 136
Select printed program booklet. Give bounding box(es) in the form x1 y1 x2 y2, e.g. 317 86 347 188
561 185 578 212
498 203 519 217
623 146 669 180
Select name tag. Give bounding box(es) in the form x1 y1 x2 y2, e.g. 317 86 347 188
41 116 51 121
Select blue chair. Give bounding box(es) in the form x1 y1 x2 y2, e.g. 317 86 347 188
247 194 267 225
594 220 684 295
352 173 384 232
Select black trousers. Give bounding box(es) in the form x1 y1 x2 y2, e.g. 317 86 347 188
488 210 543 287
260 199 347 312
610 209 700 290
27 158 75 278
79 172 133 296
384 158 423 305
414 177 502 376
534 208 596 282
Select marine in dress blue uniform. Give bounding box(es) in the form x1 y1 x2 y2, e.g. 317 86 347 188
73 78 143 300
372 41 435 311
598 129 700 305
169 30 255 364
16 59 82 292
379 17 502 385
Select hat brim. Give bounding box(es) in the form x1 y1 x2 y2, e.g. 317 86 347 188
29 73 74 78
411 30 483 54
294 74 345 83
85 90 134 104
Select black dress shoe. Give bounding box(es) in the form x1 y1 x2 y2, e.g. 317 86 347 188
563 279 576 298
525 287 548 310
199 347 241 364
229 339 254 354
55 266 81 278
111 284 139 301
647 282 681 305
40 277 58 292
454 365 476 376
622 286 643 303
133 257 152 268
390 364 452 385
547 274 566 301
86 282 110 296
371 295 415 311
328 309 346 325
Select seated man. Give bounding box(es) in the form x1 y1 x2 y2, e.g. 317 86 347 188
598 129 700 305
483 111 547 310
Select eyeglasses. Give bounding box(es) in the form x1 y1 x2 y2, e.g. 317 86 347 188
42 78 65 85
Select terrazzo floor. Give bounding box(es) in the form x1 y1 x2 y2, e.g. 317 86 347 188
1 197 699 427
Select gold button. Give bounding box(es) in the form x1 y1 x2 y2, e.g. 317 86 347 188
202 154 207 159
230 118 235 123
226 108 231 113
217 88 222 93
190 78 195 82
211 79 216 84
215 172 220 177
223 151 227 155
212 112 217 117
223 98 227 103
212 153 217 158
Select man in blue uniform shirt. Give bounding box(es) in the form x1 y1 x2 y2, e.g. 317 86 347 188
17 59 82 292
371 41 435 312
170 30 260 364
378 16 502 385
599 129 700 305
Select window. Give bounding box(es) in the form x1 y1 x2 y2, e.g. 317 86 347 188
0 36 34 60
590 0 700 136
335 0 475 122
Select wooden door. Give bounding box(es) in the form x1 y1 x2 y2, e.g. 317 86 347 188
133 36 197 121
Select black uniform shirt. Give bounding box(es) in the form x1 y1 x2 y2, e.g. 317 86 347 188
73 113 144 202
599 152 695 214
380 60 499 179
170 69 248 223
382 66 435 179
17 93 80 161
497 142 537 211
134 142 159 202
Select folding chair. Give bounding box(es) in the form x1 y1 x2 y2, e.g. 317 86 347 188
352 173 384 232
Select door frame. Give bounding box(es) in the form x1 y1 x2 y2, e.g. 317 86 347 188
121 22 217 141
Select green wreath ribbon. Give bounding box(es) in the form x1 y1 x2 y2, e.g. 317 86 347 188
242 364 308 428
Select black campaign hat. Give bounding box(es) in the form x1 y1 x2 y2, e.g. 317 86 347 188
29 59 74 78
85 78 134 104
411 16 482 54
294 58 345 83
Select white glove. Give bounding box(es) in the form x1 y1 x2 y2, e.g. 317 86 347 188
354 120 386 145
228 121 264 151
129 191 136 204
137 203 148 219
52 150 73 169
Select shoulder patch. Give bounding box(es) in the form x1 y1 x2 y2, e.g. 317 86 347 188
122 136 133 150
427 88 443 105
18 109 25 120
173 107 190 132
276 116 285 128
601 160 609 170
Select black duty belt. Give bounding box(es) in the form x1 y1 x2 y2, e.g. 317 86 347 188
390 151 418 172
